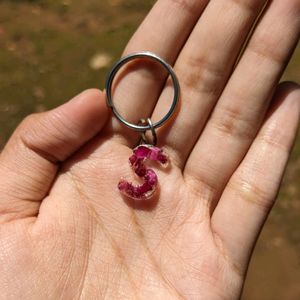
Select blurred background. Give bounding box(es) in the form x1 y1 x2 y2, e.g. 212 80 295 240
0 1 299 299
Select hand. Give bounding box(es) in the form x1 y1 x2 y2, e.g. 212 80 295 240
1 1 299 299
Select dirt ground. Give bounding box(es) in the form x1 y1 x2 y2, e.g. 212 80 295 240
0 1 299 299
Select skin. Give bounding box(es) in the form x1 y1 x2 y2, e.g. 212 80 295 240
0 0 299 299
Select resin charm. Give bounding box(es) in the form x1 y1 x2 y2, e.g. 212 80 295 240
118 145 168 200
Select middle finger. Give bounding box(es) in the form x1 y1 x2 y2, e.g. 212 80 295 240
151 0 266 167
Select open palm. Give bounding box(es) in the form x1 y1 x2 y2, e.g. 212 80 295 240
1 1 299 299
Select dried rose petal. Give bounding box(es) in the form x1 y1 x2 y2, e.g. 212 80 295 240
133 145 168 165
118 145 167 200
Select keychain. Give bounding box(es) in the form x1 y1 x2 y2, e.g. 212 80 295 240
105 52 180 200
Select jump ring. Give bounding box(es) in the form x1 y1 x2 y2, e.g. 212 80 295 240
139 118 157 146
105 51 180 132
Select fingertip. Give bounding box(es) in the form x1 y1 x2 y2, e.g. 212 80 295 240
59 88 110 133
67 88 109 114
267 81 300 119
262 81 300 151
70 88 105 105
277 81 300 95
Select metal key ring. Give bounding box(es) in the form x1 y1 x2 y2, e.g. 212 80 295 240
105 51 180 132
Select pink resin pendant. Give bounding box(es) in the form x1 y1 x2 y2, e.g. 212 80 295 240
118 145 168 200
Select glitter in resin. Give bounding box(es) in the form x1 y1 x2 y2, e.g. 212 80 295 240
118 145 168 200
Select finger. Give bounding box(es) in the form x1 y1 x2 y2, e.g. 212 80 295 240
151 0 267 166
109 0 209 144
0 89 109 223
184 0 300 201
211 82 300 275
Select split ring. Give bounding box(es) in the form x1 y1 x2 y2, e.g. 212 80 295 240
105 51 180 132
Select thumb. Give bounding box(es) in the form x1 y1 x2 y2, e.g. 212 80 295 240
0 89 109 223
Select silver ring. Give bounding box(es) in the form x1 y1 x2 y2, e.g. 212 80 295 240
105 51 180 132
